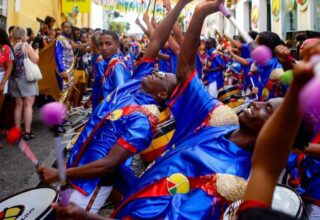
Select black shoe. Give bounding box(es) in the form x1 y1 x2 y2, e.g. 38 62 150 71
62 121 73 127
51 126 66 134
23 132 35 140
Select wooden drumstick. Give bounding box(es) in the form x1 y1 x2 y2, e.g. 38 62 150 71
152 0 157 17
7 127 39 168
40 102 69 206
146 0 152 13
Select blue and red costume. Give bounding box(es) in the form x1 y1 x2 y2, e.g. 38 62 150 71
67 59 157 196
256 57 286 101
287 149 320 208
159 48 170 73
112 71 252 219
91 54 130 110
205 50 225 89
167 48 178 74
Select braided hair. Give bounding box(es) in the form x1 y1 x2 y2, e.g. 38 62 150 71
256 31 284 56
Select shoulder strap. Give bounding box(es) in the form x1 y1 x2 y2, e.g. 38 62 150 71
21 43 28 58
101 58 126 83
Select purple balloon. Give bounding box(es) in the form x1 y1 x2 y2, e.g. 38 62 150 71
40 102 67 126
251 45 272 66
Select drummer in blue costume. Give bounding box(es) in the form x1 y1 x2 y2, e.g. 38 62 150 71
203 45 226 97
254 32 287 101
91 31 131 110
111 1 300 219
225 31 258 91
37 0 186 213
229 32 286 101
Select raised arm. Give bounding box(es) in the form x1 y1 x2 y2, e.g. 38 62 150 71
244 61 315 205
135 18 151 38
163 0 184 46
142 12 155 36
143 0 192 59
176 0 224 83
224 33 242 49
229 49 250 66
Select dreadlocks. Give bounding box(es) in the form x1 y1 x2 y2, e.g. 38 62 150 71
257 31 284 56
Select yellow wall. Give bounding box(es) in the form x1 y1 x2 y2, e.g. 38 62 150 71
7 0 62 32
7 0 90 32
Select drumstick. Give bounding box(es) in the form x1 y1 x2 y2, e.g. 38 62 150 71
40 102 69 206
219 4 273 66
7 127 39 167
219 4 253 44
146 0 152 13
152 0 157 17
137 0 145 18
248 72 258 100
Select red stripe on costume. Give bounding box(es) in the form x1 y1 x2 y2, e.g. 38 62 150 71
111 178 168 218
68 181 88 196
111 173 229 218
140 58 156 63
312 132 320 144
118 137 137 154
101 58 126 84
237 200 269 214
168 70 197 108
134 58 156 67
302 197 320 206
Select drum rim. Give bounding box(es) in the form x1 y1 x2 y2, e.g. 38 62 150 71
0 186 58 220
223 184 303 219
274 184 304 218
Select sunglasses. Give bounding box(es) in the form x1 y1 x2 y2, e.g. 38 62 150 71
153 71 169 93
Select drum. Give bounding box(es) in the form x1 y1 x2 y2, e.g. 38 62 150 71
218 86 244 109
218 86 241 101
0 187 58 220
223 184 303 220
140 118 176 163
159 108 171 123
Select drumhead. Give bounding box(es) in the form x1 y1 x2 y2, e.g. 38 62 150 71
272 184 303 218
223 184 303 220
0 187 58 220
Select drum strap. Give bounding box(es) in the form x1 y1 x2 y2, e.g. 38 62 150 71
85 185 101 212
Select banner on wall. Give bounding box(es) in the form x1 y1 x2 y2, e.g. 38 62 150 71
251 0 259 30
62 0 91 13
286 0 295 11
298 0 309 11
272 0 280 21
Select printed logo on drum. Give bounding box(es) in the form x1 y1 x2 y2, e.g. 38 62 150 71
0 205 24 220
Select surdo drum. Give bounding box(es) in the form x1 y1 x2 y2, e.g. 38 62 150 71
223 184 303 220
0 187 58 220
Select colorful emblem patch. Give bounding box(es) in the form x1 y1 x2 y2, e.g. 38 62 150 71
166 173 190 196
0 205 24 220
107 109 123 121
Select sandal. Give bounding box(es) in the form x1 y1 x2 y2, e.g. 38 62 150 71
23 132 35 140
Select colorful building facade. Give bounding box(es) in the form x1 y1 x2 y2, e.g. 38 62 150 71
1 0 93 33
205 0 320 41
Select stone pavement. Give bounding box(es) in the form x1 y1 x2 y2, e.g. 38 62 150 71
0 107 146 217
0 110 57 200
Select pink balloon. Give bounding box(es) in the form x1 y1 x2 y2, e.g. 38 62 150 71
299 78 320 112
40 102 67 126
251 45 272 66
